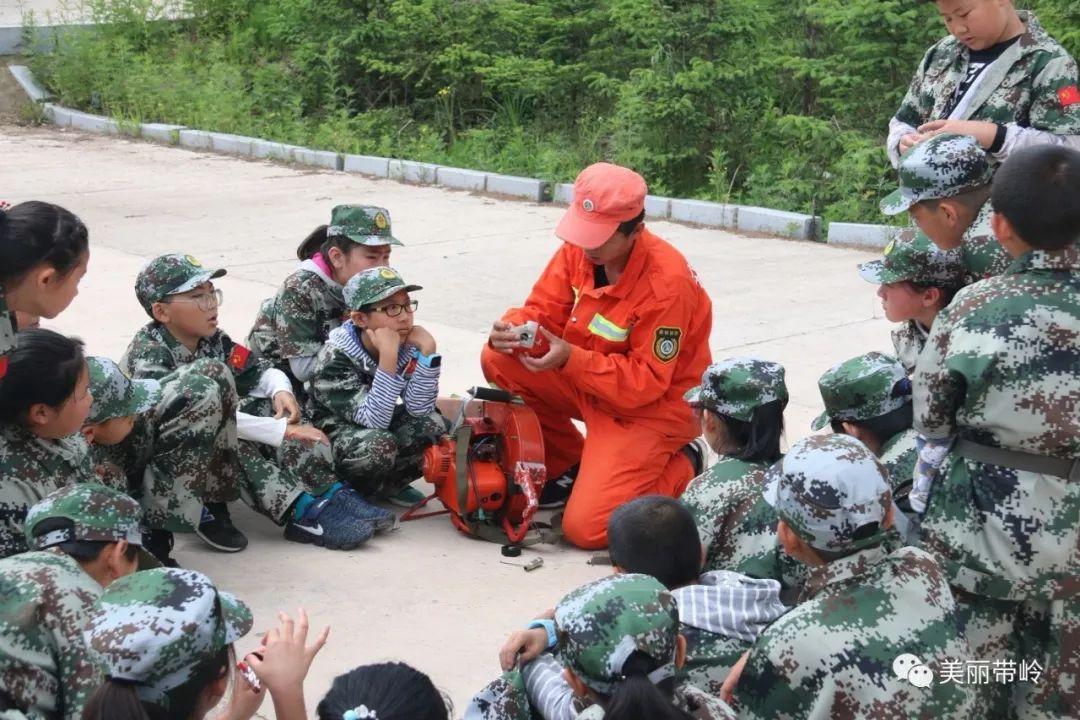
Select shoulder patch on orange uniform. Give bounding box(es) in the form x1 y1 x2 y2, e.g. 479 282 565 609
653 327 681 363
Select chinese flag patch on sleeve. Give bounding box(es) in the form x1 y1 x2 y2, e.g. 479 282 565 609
0 354 7 380
227 344 252 371
1058 85 1080 108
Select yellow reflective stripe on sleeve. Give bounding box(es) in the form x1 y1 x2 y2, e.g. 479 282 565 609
587 313 629 342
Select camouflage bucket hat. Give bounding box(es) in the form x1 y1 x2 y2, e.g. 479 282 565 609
85 568 252 705
343 266 422 310
25 483 144 549
87 356 161 424
327 205 403 247
811 352 910 431
684 357 789 421
880 133 994 215
555 573 679 694
763 433 892 554
135 253 226 316
858 229 966 287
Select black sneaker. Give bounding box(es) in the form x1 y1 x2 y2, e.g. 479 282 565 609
539 464 579 509
143 529 181 568
681 437 710 477
196 503 249 552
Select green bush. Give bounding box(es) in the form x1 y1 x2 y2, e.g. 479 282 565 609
29 0 1079 224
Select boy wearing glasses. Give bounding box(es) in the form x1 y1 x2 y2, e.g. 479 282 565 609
122 254 388 552
309 267 447 506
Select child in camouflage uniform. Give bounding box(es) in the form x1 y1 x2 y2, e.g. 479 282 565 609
679 358 805 603
248 205 402 397
123 253 392 551
727 434 973 718
881 133 1014 281
83 356 241 565
888 4 1080 166
0 329 97 558
913 145 1080 719
857 230 967 375
309 267 446 506
0 483 145 720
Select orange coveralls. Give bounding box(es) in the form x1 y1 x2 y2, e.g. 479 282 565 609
481 228 712 548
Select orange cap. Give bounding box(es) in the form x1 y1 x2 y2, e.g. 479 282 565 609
555 163 647 250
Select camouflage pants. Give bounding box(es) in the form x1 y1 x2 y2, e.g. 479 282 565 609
955 591 1078 720
329 407 446 497
134 359 241 532
237 397 337 523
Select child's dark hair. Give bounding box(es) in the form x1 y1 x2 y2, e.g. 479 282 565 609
600 652 693 720
318 233 359 262
0 201 89 284
991 145 1080 250
296 225 330 260
711 398 786 463
316 662 450 720
907 280 962 309
30 517 139 563
830 401 914 446
81 645 231 720
617 210 646 237
608 496 701 589
0 329 85 424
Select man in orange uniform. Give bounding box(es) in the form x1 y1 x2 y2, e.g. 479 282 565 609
482 162 713 549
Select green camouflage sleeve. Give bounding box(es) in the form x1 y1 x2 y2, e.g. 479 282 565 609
274 282 325 359
895 44 938 127
912 302 964 440
219 332 270 397
1029 53 1080 133
121 336 175 381
310 347 370 424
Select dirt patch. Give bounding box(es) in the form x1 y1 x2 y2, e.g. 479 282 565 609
0 56 35 124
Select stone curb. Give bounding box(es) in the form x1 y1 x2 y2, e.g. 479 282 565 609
8 65 49 101
826 222 901 249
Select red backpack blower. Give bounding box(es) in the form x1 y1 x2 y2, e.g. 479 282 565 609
402 386 548 544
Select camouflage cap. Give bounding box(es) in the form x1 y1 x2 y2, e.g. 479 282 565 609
684 357 788 421
880 133 994 215
135 254 226 316
858 229 966 287
327 205 403 247
25 483 144 549
811 352 910 431
763 433 892 554
555 573 678 694
344 266 422 310
85 568 252 705
86 356 161 424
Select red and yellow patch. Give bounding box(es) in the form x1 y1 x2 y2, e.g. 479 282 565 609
0 354 7 380
227 344 252 371
1058 85 1080 108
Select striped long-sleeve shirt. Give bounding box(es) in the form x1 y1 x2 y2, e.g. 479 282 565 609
308 324 440 432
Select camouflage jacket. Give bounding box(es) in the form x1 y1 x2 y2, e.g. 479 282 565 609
0 426 96 559
308 324 438 434
122 322 267 395
881 427 917 495
913 245 1080 601
681 457 807 603
0 288 14 371
0 550 102 720
89 414 154 493
247 263 346 366
891 320 928 378
895 12 1080 138
578 683 734 720
738 545 973 718
961 200 1014 281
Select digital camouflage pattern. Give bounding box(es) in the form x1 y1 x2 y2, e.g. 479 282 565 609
880 427 918 502
894 11 1080 142
85 357 160 426
0 289 14 372
891 319 930 377
327 205 402 247
90 359 242 532
247 265 346 369
682 357 787 421
736 544 974 718
577 683 735 720
343 266 421 311
123 323 333 524
763 434 892 554
134 254 226 317
0 426 98 559
84 568 251 706
880 133 995 215
960 199 1015 281
913 244 1080 718
0 550 105 720
680 458 807 604
24 483 142 549
858 229 966 287
811 352 910 431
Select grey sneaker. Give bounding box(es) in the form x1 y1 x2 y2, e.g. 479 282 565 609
382 484 427 508
336 486 397 532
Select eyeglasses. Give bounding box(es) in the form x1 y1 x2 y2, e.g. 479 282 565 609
168 289 223 312
370 300 418 317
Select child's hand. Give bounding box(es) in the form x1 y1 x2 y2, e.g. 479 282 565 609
366 327 403 356
720 650 750 705
498 628 549 671
272 391 302 424
284 424 329 446
406 325 437 355
218 664 264 720
246 609 329 720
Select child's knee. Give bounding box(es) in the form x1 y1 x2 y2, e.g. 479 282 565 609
339 430 399 476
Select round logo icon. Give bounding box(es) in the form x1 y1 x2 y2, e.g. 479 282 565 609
908 664 934 688
374 212 389 230
582 199 595 213
184 254 202 267
378 267 398 280
892 654 921 680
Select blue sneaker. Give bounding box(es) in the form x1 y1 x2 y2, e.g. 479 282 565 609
284 492 374 550
335 486 397 532
382 484 427 508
